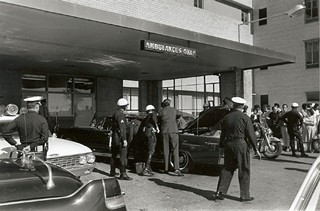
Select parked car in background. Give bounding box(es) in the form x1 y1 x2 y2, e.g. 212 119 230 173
0 150 126 211
0 114 96 177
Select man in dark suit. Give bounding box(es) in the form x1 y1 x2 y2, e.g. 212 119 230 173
159 99 183 176
215 97 261 202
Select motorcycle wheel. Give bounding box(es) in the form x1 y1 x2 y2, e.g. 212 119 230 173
263 137 282 159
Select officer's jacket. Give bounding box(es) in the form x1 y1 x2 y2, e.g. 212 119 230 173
281 109 303 131
219 110 257 151
112 109 127 141
2 110 49 149
144 111 158 129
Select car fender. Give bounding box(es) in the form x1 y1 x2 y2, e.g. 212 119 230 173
0 178 126 211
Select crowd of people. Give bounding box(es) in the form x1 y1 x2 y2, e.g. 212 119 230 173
248 102 320 157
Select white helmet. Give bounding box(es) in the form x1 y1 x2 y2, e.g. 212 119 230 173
117 98 128 107
146 104 155 111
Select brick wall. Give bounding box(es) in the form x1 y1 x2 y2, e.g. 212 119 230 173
253 0 319 106
61 0 253 43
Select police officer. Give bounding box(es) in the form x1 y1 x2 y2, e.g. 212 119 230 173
215 97 261 202
281 103 308 157
110 98 132 180
3 96 49 159
142 104 160 176
159 99 183 176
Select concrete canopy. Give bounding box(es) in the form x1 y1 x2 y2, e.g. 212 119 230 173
0 1 295 81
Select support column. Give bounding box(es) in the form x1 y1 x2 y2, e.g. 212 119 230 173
139 80 162 111
220 68 244 100
96 77 122 120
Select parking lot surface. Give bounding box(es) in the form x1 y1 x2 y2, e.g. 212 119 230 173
81 152 318 211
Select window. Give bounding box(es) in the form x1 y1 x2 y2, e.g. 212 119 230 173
22 74 46 91
22 74 96 117
260 95 269 108
194 0 203 9
162 75 220 116
259 8 267 26
123 80 139 111
305 40 319 68
305 0 319 23
241 10 249 23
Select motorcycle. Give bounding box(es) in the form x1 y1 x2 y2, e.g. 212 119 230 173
254 122 282 159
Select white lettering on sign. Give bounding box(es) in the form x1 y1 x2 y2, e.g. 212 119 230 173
142 40 196 58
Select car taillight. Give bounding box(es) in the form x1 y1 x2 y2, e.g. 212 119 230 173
105 195 126 210
79 155 87 165
87 153 95 163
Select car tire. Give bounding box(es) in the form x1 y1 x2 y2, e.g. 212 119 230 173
170 151 194 173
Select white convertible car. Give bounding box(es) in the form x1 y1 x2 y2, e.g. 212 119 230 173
0 115 95 177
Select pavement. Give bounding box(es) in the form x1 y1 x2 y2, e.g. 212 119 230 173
81 151 319 211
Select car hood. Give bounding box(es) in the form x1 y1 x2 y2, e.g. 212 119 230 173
46 137 92 158
0 137 92 159
184 98 233 130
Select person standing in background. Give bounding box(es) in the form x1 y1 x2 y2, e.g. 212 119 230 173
281 103 308 157
280 104 290 152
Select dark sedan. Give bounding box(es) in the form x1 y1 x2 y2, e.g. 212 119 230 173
0 151 126 211
57 102 233 173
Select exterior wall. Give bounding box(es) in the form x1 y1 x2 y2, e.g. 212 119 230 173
253 0 320 107
61 0 253 44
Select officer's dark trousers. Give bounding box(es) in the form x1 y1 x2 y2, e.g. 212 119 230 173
163 133 179 171
110 133 128 174
288 128 305 155
217 139 251 198
144 128 157 169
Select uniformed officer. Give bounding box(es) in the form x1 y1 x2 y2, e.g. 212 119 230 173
2 96 49 159
142 104 160 176
281 103 308 157
215 97 261 202
110 98 132 180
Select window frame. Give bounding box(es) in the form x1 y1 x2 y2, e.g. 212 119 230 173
305 39 319 69
258 8 267 26
305 0 319 23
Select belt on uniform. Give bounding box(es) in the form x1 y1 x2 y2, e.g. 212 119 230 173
225 136 245 141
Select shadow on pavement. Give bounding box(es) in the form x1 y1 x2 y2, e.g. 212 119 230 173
148 178 215 200
284 167 309 173
148 178 241 202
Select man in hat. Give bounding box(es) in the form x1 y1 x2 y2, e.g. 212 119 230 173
215 97 261 202
2 96 49 159
281 103 308 157
159 98 184 176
